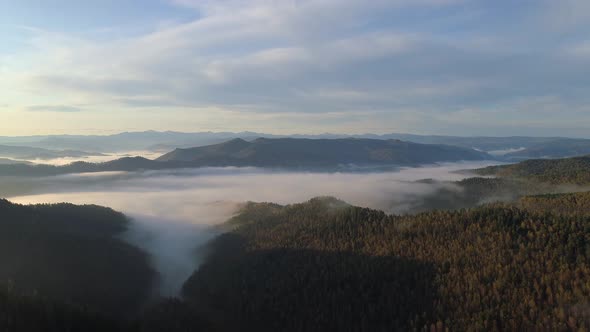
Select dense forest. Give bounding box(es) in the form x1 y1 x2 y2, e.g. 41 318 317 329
408 175 582 213
409 155 590 213
409 177 538 213
2 154 590 331
517 191 590 217
476 155 590 185
2 192 590 331
182 195 590 331
0 200 156 331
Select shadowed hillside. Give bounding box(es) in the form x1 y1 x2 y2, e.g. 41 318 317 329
183 195 590 331
156 137 491 167
0 199 156 321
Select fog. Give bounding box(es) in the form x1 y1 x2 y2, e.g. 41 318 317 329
5 150 162 166
7 161 498 296
487 147 526 156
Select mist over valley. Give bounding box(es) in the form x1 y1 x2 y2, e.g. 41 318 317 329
6 161 498 296
2 0 590 330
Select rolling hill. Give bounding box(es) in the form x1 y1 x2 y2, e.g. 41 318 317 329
182 195 590 331
0 138 492 176
475 155 590 185
156 137 491 167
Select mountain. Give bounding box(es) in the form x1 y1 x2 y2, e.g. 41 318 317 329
382 136 590 159
181 195 590 331
503 138 590 160
475 155 590 185
372 134 560 151
0 138 491 176
0 131 261 153
0 158 31 165
0 144 104 160
156 137 492 167
2 131 589 157
0 156 170 177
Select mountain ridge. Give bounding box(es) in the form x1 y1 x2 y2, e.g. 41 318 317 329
0 138 492 176
2 131 589 158
156 137 491 167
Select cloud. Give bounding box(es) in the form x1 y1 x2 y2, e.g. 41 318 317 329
26 105 83 112
3 0 590 135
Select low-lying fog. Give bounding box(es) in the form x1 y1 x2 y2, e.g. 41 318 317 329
6 161 498 296
2 150 162 166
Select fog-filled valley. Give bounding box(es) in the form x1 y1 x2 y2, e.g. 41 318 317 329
5 162 496 297
1 134 590 331
3 1 590 330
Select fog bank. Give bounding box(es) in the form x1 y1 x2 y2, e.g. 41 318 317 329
7 161 498 295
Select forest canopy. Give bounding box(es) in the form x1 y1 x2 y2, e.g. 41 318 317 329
0 200 156 330
475 155 590 185
183 194 590 331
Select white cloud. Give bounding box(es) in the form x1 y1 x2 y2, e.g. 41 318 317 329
2 0 589 135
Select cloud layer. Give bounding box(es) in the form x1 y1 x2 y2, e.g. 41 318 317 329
1 0 590 135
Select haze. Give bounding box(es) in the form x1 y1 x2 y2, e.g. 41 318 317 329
8 161 497 295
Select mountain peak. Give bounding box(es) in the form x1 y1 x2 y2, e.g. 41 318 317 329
225 138 248 144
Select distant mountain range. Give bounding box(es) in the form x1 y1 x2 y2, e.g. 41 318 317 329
0 144 105 160
0 158 32 165
1 131 589 160
501 139 590 160
0 138 491 176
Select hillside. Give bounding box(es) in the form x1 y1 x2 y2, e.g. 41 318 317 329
0 138 492 176
503 139 590 160
475 155 590 185
0 156 172 177
407 177 554 213
182 195 590 331
517 191 590 216
0 199 155 321
156 137 491 167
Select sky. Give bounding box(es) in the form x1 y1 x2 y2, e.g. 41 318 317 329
0 0 589 137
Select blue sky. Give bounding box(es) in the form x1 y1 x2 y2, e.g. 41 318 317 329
0 0 589 136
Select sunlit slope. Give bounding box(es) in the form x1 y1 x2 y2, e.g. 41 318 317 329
183 195 590 331
476 155 590 185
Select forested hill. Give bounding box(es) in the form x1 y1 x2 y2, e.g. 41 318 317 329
0 138 493 176
156 137 491 166
475 155 590 184
0 156 168 177
0 199 155 330
517 191 590 216
183 195 590 331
